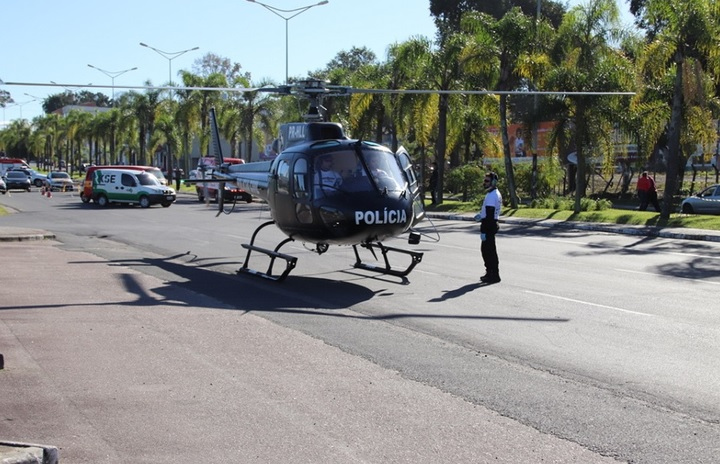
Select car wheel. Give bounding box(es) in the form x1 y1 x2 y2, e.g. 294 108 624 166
681 203 694 214
161 201 172 208
244 194 253 204
97 194 109 207
197 191 204 202
34 179 44 187
80 193 90 204
139 195 151 208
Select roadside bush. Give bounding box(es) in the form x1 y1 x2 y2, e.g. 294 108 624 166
446 163 485 201
530 195 612 211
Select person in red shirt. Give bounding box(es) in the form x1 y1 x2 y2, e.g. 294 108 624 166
637 171 651 210
637 171 660 211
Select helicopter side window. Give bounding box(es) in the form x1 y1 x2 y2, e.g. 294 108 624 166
293 158 309 199
397 149 419 193
277 159 290 194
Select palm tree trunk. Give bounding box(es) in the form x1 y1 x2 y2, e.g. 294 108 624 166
435 94 449 205
662 55 684 220
499 95 518 208
574 99 588 213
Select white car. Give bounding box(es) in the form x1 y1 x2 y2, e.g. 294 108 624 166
0 176 6 194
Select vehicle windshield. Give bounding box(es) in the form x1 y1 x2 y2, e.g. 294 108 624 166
7 172 26 179
311 144 406 198
137 172 161 186
53 172 70 179
148 168 166 184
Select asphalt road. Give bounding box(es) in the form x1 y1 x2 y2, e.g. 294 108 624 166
1 190 720 463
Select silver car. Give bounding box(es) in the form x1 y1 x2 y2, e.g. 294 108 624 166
0 176 6 194
680 184 720 214
44 171 75 191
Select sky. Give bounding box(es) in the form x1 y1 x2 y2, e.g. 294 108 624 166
1 0 633 126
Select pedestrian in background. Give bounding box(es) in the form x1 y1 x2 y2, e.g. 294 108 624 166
637 171 660 211
637 171 651 211
428 162 439 205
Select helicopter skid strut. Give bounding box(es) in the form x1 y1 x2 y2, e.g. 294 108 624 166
352 242 423 278
238 221 297 282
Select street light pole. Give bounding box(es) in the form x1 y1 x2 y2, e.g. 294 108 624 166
246 0 329 84
12 99 37 120
87 64 138 105
139 42 200 86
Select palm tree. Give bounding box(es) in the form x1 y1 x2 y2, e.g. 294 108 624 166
150 111 181 177
639 0 720 219
177 71 228 156
461 8 541 208
545 0 634 213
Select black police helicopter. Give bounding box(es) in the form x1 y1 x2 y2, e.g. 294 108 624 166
1 77 634 282
194 79 427 281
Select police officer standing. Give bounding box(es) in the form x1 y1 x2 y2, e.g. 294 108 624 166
476 172 502 283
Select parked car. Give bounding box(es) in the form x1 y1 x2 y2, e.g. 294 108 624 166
0 176 6 194
9 167 47 187
3 170 32 191
680 185 720 214
44 171 75 191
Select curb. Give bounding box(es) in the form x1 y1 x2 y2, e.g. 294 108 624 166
424 212 720 243
0 442 58 464
0 228 56 243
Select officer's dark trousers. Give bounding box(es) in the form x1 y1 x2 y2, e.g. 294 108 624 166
481 233 499 276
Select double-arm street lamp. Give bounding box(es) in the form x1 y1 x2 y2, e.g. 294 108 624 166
87 64 138 105
246 0 329 84
139 42 200 86
10 99 37 120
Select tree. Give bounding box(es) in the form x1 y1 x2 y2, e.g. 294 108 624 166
0 90 13 108
461 8 544 208
430 0 567 32
177 71 228 156
544 0 635 213
639 0 720 219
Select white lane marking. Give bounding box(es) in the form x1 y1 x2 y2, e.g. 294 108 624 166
526 237 589 245
616 268 720 286
525 290 653 316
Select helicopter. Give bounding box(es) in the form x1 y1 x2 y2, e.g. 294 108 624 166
1 77 635 282
191 79 428 281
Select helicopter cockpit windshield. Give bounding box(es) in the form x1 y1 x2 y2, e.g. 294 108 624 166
312 142 406 199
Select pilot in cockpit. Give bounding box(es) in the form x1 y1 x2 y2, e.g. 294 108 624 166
314 155 343 196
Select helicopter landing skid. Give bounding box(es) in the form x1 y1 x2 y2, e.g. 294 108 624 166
352 242 423 278
238 221 298 282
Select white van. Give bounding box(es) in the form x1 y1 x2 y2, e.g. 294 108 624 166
0 158 30 176
91 168 176 208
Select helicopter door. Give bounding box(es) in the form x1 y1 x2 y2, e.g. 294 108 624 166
396 146 419 194
291 158 313 224
272 158 294 224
